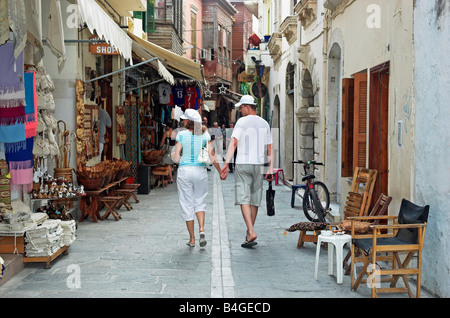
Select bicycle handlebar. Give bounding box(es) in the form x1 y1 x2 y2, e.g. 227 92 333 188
292 160 324 166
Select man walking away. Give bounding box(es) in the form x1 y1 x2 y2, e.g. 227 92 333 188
221 95 273 248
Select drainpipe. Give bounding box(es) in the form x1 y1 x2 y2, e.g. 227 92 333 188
321 10 329 183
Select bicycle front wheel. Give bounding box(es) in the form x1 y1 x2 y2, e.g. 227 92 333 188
302 182 330 222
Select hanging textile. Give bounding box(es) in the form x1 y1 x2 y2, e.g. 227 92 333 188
25 0 44 64
46 0 66 66
24 71 38 138
0 42 25 108
124 98 139 180
8 0 27 59
5 137 33 192
0 0 9 46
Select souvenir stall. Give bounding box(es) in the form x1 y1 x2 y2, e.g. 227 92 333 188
0 52 77 269
0 1 79 271
138 78 203 188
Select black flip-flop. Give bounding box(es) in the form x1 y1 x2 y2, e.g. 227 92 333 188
241 239 257 248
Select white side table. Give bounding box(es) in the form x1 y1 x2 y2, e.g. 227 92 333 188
314 234 352 284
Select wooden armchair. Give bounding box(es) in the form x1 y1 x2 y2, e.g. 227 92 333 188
344 167 377 219
350 198 429 298
341 193 392 274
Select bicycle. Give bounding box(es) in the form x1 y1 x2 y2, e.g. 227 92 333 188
292 160 331 222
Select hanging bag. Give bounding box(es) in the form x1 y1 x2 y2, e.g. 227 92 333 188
197 134 212 166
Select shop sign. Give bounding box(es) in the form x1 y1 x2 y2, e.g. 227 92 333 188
89 36 120 55
238 71 255 83
251 82 267 99
204 100 216 111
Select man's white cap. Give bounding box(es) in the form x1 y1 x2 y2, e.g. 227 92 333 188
181 109 202 122
235 95 257 107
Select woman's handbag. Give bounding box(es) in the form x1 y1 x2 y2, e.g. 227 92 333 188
198 136 212 166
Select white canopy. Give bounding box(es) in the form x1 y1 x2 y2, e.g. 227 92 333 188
77 0 132 63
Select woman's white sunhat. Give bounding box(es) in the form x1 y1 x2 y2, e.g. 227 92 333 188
181 109 202 122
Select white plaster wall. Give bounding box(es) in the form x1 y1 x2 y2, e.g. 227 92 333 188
330 0 416 214
41 0 79 173
414 0 450 298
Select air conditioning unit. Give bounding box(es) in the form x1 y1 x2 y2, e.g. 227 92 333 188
200 49 208 60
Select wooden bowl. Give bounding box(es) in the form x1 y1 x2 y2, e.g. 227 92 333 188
77 176 105 190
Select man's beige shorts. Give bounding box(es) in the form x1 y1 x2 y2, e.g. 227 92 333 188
234 164 264 207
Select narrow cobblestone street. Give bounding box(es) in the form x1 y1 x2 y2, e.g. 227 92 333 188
0 169 433 300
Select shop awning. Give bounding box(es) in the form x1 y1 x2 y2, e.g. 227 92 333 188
77 0 132 63
128 32 206 85
105 0 146 17
131 38 174 85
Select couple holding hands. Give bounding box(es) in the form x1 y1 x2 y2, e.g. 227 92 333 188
172 95 273 248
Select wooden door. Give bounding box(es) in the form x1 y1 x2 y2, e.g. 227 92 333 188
369 62 389 201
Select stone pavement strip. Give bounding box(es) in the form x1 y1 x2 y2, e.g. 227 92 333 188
0 169 433 300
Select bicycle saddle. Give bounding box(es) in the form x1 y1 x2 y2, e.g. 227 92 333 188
302 175 315 182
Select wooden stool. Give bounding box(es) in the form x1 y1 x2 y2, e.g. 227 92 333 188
120 183 140 203
100 196 122 221
152 169 170 188
114 189 134 211
273 168 285 185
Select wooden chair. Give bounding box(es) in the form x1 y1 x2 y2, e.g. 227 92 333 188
344 167 378 219
342 194 392 274
350 198 429 298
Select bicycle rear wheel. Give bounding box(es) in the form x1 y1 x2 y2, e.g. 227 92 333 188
302 182 330 222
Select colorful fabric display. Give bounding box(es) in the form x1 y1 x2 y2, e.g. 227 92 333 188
0 42 25 108
5 137 34 192
24 72 38 138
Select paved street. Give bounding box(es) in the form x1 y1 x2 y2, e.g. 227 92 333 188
0 169 433 300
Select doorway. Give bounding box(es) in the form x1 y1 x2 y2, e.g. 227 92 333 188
369 62 389 201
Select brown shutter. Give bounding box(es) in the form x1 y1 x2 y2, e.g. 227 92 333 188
341 78 354 177
353 72 368 171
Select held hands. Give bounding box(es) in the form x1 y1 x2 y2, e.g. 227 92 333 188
220 164 229 180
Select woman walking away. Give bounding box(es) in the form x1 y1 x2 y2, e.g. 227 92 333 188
160 121 175 183
172 109 223 247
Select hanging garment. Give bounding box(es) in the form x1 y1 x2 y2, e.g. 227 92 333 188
5 137 34 192
185 86 198 109
46 0 66 66
8 0 27 59
0 42 25 108
25 0 44 64
0 0 9 46
172 85 186 106
24 72 38 138
158 82 172 104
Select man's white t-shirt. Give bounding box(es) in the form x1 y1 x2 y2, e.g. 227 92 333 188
232 115 272 165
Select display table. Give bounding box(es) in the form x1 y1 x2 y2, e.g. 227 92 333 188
23 245 69 269
314 233 352 284
79 177 128 223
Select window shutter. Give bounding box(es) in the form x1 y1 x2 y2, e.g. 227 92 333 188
353 72 368 171
147 0 155 33
341 78 354 177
